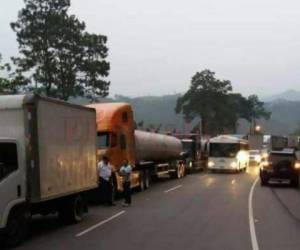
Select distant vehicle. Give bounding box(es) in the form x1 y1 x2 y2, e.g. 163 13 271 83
248 134 263 150
180 137 203 173
264 135 288 151
0 95 98 247
87 103 186 196
288 135 300 149
249 150 262 166
207 135 249 172
260 148 300 187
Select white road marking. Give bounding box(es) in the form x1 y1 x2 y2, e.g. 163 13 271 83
249 178 259 250
164 185 183 193
76 211 126 237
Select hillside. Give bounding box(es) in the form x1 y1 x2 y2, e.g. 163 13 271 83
72 93 300 135
263 89 300 102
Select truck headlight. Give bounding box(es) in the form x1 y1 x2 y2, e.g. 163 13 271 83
208 161 215 167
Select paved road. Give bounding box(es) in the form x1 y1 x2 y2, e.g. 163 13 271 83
14 167 300 250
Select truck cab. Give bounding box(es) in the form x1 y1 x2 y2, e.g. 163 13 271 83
87 103 140 191
0 139 26 232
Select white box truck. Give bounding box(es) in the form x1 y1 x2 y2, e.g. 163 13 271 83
0 95 98 247
248 134 263 150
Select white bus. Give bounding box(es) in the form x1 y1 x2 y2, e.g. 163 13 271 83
207 135 249 172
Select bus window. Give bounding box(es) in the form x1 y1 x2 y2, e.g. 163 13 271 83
240 143 249 151
210 143 240 158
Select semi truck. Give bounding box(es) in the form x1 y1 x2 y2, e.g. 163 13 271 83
180 135 204 173
0 95 98 247
248 134 264 150
288 135 300 149
87 103 185 195
265 135 288 151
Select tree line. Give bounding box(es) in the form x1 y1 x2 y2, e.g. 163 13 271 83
176 69 271 135
0 0 109 101
0 0 270 136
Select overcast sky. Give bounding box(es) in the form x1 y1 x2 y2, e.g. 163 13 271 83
1 0 300 97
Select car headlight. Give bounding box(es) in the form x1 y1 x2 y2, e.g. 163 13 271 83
231 162 238 168
255 155 261 162
208 161 215 167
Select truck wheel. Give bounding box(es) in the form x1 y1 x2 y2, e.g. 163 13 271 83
5 210 28 248
177 166 181 179
139 172 145 192
176 164 186 179
144 171 150 189
60 195 84 224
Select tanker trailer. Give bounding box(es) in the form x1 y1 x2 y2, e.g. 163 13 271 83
88 102 186 195
134 130 186 185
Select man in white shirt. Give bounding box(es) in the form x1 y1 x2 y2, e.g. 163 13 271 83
98 156 115 206
119 159 132 206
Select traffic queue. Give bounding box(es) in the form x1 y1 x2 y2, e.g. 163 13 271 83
0 94 198 247
0 94 299 248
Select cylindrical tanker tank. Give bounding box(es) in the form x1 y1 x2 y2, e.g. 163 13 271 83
134 130 183 163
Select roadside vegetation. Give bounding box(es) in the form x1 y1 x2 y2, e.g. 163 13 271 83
1 0 110 101
176 69 271 135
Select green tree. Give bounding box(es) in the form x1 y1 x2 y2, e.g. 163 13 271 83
11 0 110 101
176 70 271 135
247 95 271 133
0 54 27 94
175 69 233 135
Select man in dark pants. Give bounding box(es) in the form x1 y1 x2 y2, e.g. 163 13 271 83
119 159 132 206
98 156 115 206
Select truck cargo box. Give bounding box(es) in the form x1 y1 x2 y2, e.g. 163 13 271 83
0 95 98 203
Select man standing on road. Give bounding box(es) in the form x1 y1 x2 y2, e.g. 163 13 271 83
98 156 115 206
119 159 132 207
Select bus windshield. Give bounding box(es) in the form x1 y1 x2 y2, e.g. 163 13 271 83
210 143 240 158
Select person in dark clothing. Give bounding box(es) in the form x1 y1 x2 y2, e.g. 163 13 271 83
119 159 132 206
98 156 115 206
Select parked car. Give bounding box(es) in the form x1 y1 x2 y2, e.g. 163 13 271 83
260 148 300 187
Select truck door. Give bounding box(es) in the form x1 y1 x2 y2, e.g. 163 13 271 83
0 142 24 228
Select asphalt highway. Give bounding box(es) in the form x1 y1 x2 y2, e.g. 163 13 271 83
14 167 300 250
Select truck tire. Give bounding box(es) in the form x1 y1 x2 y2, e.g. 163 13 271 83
144 170 150 189
60 195 84 224
139 172 145 192
5 210 28 248
173 164 185 179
